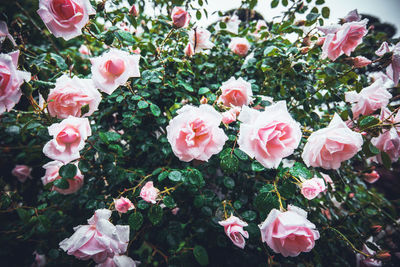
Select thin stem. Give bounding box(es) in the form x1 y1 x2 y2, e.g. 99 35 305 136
327 226 372 258
274 181 285 211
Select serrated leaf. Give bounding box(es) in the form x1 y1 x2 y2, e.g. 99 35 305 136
241 210 257 221
220 154 239 174
251 161 265 172
116 30 135 44
163 195 176 208
322 7 330 18
99 131 121 143
234 148 248 161
289 162 312 179
187 169 205 187
129 212 143 231
158 172 168 181
271 0 279 8
359 116 380 129
223 177 235 189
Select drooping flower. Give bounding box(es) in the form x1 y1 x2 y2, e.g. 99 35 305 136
375 41 400 86
171 6 190 28
218 214 249 249
300 177 326 200
12 165 32 183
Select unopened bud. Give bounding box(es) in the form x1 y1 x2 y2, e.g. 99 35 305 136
129 4 139 17
200 97 208 104
376 251 391 260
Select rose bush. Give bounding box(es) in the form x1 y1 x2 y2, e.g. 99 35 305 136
0 0 399 266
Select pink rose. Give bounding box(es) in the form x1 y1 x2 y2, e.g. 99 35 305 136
114 197 135 213
166 104 228 162
91 48 140 95
59 209 129 263
96 255 137 267
11 165 32 183
31 251 46 267
43 116 92 164
218 214 249 249
219 77 253 107
371 128 400 163
79 44 91 56
343 9 361 23
300 177 326 200
47 75 101 119
184 42 195 57
229 37 250 56
140 181 159 204
302 113 363 169
41 161 84 194
188 28 214 53
222 107 241 125
375 41 400 86
171 207 180 215
345 78 391 118
259 205 320 257
0 51 31 114
0 21 16 46
132 47 141 54
316 37 325 46
37 0 95 41
237 102 302 168
321 19 368 61
129 4 139 17
363 170 380 184
353 56 372 68
171 6 190 29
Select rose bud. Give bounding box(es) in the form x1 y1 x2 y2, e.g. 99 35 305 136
363 170 380 184
171 6 190 29
129 4 139 17
353 56 372 68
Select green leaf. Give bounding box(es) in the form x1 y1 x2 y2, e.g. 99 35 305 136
381 152 392 169
220 154 239 174
48 249 59 259
223 177 235 189
325 66 337 76
78 160 90 173
148 205 163 225
368 143 380 155
251 161 265 172
196 10 202 20
234 148 248 161
50 53 68 70
359 116 380 129
138 100 149 109
59 164 77 179
158 172 168 181
16 208 30 222
241 210 257 221
264 46 278 56
104 31 115 45
129 212 144 231
289 162 312 179
282 0 288 6
306 13 319 21
198 87 210 94
163 195 176 208
193 245 209 266
187 169 205 187
322 7 330 18
53 178 70 189
271 0 279 8
168 170 182 182
116 30 135 44
80 104 90 116
99 131 121 143
150 104 161 117
316 0 325 4
179 81 194 92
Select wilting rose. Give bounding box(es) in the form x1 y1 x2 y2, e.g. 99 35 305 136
221 107 241 125
375 41 400 86
188 28 214 53
43 116 92 164
320 19 368 61
96 255 138 267
238 102 302 168
301 177 326 200
37 0 96 40
353 56 372 68
166 104 228 162
363 170 380 184
47 75 101 119
371 128 400 163
219 77 253 107
259 205 320 257
171 6 190 28
184 42 194 57
79 44 91 56
229 37 250 56
41 161 84 194
91 48 140 95
11 165 32 183
140 181 159 204
0 21 16 46
114 197 135 213
302 113 363 169
218 214 249 249
0 51 31 114
345 78 391 118
59 209 129 263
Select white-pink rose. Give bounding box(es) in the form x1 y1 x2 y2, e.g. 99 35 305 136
375 41 400 86
218 214 249 249
221 107 241 125
91 48 140 95
343 9 361 23
363 170 380 184
0 51 31 114
238 102 302 168
11 165 32 183
96 255 137 267
59 209 129 263
47 75 101 119
345 78 391 118
219 77 253 107
188 28 214 53
166 104 228 162
259 205 320 257
37 0 95 40
300 177 326 200
184 42 195 57
371 128 400 163
114 197 135 213
79 44 91 56
0 21 16 46
140 181 159 204
41 161 84 194
43 116 92 164
171 6 190 29
302 113 363 169
229 37 250 56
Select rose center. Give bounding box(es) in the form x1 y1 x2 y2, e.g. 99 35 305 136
105 59 125 77
185 119 209 146
52 0 83 21
56 126 80 144
0 66 11 95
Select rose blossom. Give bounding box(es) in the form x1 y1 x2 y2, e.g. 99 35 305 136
171 6 190 28
0 51 31 114
171 207 180 215
96 255 138 267
302 113 363 170
140 181 159 204
300 177 326 200
91 48 140 95
345 78 391 118
47 75 101 119
238 101 302 168
184 42 195 57
229 37 250 56
363 170 380 184
320 19 368 61
59 209 129 263
43 116 92 164
166 104 228 162
222 107 241 125
343 9 361 23
353 56 372 68
79 44 91 56
11 165 32 183
218 214 249 249
219 77 253 107
114 197 135 213
188 28 214 53
259 205 320 257
41 161 84 194
375 41 400 86
371 128 400 163
0 21 16 46
129 4 138 17
37 0 95 41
